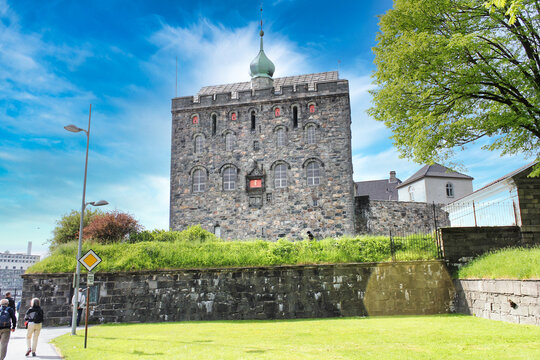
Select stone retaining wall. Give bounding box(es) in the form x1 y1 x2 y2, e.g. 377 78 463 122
440 227 524 267
453 279 539 326
19 261 454 327
355 197 449 235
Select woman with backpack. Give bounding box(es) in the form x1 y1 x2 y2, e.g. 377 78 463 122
24 298 44 357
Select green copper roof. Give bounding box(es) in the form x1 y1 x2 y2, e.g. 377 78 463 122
250 30 275 79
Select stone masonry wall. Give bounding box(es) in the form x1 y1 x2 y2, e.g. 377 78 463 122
513 168 540 243
355 197 450 235
453 279 539 325
170 79 355 240
440 226 523 267
19 261 454 327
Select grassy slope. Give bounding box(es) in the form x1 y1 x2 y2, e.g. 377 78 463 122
53 315 540 360
28 234 438 273
457 247 540 280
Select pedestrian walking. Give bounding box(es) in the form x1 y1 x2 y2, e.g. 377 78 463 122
3 294 15 313
0 298 17 360
71 288 86 327
24 298 44 357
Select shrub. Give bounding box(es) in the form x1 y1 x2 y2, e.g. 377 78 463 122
50 209 101 248
84 211 142 244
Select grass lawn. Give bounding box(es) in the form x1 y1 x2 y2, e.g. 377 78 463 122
53 315 540 359
457 246 540 280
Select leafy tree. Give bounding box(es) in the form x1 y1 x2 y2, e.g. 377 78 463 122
83 211 142 244
50 209 101 247
369 0 540 175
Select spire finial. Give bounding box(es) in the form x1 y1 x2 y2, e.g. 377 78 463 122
260 4 263 36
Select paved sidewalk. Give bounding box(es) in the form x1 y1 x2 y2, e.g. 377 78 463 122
4 326 72 359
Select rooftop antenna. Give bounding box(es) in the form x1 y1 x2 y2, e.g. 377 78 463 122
175 56 178 97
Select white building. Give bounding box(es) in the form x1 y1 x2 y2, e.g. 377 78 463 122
397 163 473 204
0 242 40 300
444 162 537 227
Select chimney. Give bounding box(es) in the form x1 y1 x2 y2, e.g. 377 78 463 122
27 241 32 255
389 171 397 183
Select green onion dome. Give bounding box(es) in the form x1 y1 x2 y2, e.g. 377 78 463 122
250 30 275 79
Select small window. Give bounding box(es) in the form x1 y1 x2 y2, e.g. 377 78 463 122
446 183 454 197
306 162 320 186
251 111 256 132
231 112 237 121
212 114 217 135
292 106 298 128
309 104 315 113
274 107 280 117
225 133 235 151
194 135 204 153
192 115 199 124
266 193 272 203
223 167 236 191
253 141 260 151
214 225 221 238
306 125 316 144
408 186 415 201
274 164 287 188
313 198 319 206
192 169 206 193
276 128 286 147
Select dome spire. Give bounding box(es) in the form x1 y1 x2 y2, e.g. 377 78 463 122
250 5 275 89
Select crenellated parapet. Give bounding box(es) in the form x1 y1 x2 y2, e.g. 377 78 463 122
172 73 348 111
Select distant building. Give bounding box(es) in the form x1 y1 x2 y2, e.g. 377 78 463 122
355 171 401 200
397 163 473 204
0 242 40 301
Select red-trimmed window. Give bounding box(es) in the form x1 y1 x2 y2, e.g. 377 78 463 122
231 112 237 121
274 108 280 117
309 104 315 113
192 115 199 124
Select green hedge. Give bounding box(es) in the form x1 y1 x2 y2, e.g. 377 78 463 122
28 226 439 273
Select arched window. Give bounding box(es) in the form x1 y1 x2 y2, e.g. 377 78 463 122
223 167 236 191
276 128 286 147
309 104 315 113
231 112 237 121
192 169 206 193
306 162 320 186
292 106 298 128
251 111 256 132
446 183 454 197
212 114 217 136
194 135 204 153
408 186 415 201
192 114 199 124
274 164 287 188
274 107 280 117
306 125 316 144
225 133 235 151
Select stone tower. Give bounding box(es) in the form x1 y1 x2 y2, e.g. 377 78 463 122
169 28 355 240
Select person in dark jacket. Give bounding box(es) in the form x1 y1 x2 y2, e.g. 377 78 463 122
3 294 15 313
24 298 44 357
0 298 16 360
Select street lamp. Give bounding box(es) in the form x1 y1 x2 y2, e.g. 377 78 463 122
65 104 108 335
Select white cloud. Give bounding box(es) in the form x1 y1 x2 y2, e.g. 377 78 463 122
353 148 418 182
148 19 309 94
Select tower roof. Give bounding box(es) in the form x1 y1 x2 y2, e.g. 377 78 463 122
249 30 275 79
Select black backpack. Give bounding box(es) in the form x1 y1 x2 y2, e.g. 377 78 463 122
0 306 11 328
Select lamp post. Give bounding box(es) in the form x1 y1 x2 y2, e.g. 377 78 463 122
65 104 108 335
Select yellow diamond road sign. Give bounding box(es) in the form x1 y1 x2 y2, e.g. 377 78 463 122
79 249 102 272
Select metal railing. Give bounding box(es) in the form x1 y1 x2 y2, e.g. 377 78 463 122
443 200 519 227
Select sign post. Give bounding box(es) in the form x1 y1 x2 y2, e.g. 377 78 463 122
78 250 102 349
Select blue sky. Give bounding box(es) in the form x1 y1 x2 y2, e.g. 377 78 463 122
0 0 532 256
